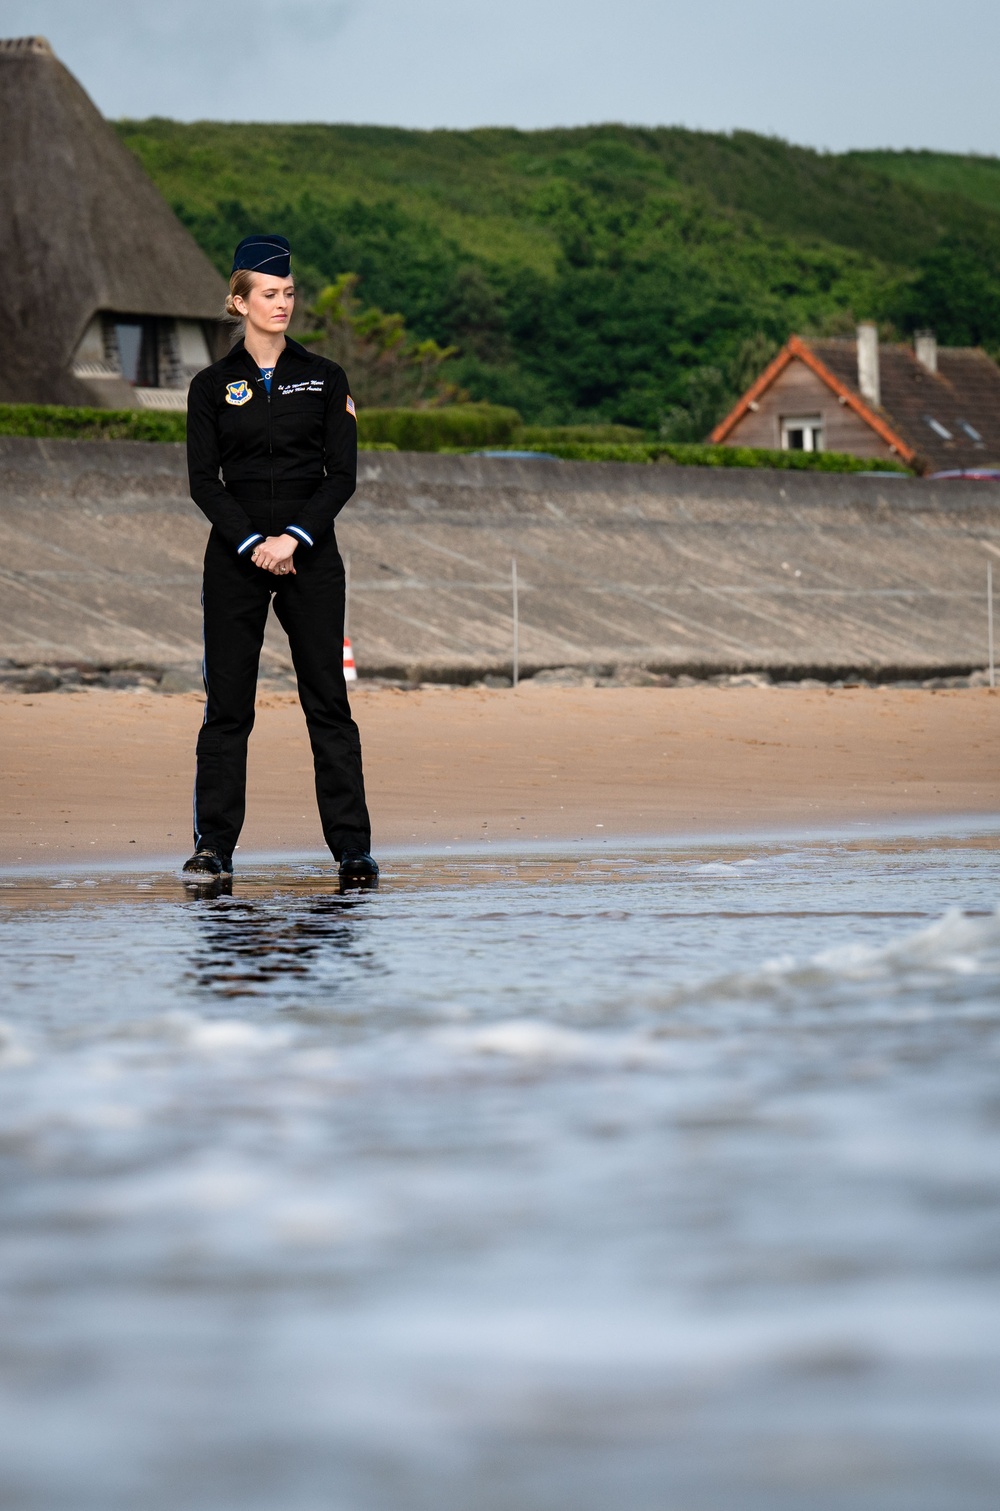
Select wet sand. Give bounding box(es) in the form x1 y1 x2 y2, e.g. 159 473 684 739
1 684 997 865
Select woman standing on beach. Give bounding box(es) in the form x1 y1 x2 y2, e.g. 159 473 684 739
182 234 377 889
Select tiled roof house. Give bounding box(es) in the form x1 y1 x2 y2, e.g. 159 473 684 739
710 324 1000 474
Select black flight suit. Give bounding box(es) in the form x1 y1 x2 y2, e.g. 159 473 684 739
186 336 370 862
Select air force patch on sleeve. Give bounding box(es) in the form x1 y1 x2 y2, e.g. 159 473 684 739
346 395 357 419
225 380 253 407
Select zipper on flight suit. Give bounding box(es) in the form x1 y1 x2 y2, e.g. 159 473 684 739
266 381 274 534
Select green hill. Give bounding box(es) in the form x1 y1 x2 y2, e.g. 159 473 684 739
849 149 1000 219
115 121 1000 432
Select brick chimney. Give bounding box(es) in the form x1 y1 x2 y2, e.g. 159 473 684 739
856 323 881 408
914 330 938 373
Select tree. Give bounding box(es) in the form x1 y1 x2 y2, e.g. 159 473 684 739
300 274 461 407
658 334 782 441
894 235 1000 349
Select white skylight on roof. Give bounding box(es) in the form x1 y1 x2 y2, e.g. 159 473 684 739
958 419 983 442
924 416 953 440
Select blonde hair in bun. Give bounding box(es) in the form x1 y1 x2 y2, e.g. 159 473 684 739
225 269 258 321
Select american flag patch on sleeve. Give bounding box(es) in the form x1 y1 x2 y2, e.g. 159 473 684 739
346 395 356 418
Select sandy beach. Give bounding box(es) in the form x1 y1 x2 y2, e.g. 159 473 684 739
0 683 996 866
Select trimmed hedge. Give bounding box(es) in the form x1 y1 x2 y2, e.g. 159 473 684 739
0 404 911 473
357 403 520 450
0 403 187 443
495 441 913 474
0 401 515 452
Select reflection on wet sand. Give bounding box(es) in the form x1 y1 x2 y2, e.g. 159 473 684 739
184 889 383 999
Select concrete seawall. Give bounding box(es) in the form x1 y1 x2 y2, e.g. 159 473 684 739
2 435 999 679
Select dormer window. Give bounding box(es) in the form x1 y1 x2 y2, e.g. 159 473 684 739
71 313 214 410
114 318 160 388
781 415 823 452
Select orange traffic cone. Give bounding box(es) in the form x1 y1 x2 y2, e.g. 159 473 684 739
343 637 357 682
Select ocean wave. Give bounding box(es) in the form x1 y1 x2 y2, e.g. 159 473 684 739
813 906 1000 979
434 1018 670 1068
0 1019 33 1068
654 906 1000 1015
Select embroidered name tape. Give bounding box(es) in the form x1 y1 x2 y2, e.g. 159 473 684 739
277 380 325 394
225 380 252 407
346 395 357 418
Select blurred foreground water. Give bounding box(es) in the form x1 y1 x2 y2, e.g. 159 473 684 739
1 831 999 1511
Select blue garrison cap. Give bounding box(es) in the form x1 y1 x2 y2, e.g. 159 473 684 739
231 235 291 277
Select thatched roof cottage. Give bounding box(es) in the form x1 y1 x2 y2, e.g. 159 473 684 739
0 36 227 410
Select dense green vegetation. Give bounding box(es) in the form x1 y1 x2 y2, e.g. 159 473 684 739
849 150 1000 218
106 123 1000 432
301 274 462 407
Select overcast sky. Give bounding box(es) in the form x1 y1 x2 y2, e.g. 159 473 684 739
1 0 998 154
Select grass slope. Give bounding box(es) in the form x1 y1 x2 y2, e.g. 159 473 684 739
850 149 1000 219
115 121 1000 430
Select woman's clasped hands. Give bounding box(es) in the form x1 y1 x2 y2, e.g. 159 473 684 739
251 534 298 576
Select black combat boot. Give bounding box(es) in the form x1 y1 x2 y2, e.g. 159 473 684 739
182 847 233 879
338 851 379 892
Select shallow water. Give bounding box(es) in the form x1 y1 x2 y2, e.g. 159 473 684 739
1 832 999 1510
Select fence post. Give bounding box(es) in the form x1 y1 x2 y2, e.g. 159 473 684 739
512 556 519 688
989 561 995 689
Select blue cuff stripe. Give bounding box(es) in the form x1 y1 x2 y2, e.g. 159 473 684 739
237 533 265 555
287 525 314 547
